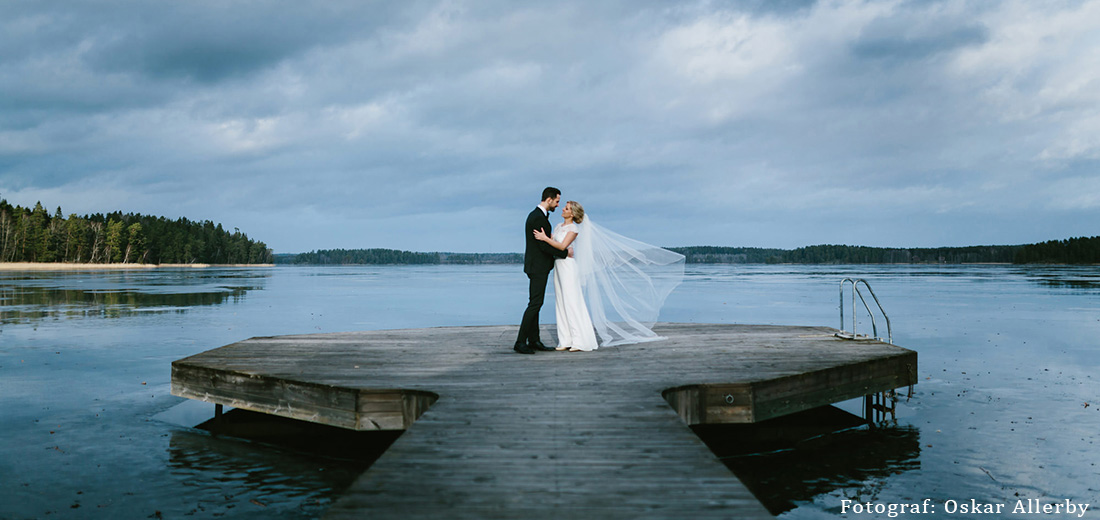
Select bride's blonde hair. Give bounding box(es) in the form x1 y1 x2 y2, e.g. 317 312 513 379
567 201 585 223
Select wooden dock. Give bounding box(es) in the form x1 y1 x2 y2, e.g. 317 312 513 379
171 323 917 518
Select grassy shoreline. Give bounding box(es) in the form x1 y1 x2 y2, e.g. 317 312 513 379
0 262 274 271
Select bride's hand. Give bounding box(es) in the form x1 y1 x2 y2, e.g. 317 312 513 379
533 228 548 241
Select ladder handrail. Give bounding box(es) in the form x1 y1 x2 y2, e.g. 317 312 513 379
839 278 892 343
840 275 875 336
855 279 891 343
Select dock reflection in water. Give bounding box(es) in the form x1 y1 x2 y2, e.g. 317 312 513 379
693 406 921 515
167 409 400 518
174 405 921 517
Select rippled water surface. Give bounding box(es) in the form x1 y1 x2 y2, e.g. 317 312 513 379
1 265 1098 518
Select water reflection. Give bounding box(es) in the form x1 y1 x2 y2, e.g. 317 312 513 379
193 409 402 463
1027 274 1100 290
0 268 267 325
167 430 365 518
3 264 1097 518
685 264 1100 289
165 409 400 517
693 406 921 515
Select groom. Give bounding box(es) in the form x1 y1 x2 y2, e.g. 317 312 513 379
515 187 570 354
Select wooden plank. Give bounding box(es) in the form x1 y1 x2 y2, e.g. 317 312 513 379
751 352 917 422
171 364 440 430
662 385 703 424
169 323 917 519
171 363 363 428
701 384 756 423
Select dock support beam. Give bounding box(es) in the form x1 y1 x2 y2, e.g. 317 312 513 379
863 390 900 425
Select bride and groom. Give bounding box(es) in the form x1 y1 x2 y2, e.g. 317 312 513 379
514 187 685 354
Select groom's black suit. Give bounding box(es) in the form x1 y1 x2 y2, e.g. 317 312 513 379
516 207 568 349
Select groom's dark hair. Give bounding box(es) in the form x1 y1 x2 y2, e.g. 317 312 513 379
541 187 561 201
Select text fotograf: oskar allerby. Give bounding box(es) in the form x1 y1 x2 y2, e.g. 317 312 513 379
840 498 1090 517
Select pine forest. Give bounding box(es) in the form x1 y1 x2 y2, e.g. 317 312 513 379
0 199 273 265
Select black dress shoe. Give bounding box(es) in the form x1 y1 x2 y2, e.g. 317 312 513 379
514 343 536 354
530 341 555 351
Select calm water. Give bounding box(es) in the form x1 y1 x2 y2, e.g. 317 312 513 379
1 264 1098 518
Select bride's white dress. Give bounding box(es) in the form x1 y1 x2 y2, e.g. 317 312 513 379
552 223 599 351
549 215 685 349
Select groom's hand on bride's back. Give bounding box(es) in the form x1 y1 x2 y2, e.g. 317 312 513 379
568 247 574 258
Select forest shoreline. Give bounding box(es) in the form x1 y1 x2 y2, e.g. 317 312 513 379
0 262 275 271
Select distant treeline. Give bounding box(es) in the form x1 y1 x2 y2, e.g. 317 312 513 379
0 199 273 264
669 244 1024 264
672 240 1099 264
665 246 788 264
282 237 1100 266
1014 236 1100 264
280 249 522 265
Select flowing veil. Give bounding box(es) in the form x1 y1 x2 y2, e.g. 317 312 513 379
573 216 685 346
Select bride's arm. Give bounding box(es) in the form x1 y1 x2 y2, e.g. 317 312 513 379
533 228 577 251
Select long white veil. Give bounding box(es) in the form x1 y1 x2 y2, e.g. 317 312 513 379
573 216 685 346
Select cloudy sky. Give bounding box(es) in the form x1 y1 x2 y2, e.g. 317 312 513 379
2 0 1098 253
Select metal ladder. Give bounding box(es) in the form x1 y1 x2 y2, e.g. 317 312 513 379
835 277 892 343
836 278 905 424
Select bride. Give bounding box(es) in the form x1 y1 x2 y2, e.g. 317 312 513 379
533 201 685 351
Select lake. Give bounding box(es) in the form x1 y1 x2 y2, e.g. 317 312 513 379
1 264 1098 518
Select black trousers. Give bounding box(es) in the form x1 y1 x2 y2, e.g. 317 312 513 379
516 271 549 346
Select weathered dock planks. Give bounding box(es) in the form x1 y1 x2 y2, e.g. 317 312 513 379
171 323 917 518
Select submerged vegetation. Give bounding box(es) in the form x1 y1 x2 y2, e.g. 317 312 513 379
0 199 272 264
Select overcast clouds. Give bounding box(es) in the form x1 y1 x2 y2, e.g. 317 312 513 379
2 0 1098 253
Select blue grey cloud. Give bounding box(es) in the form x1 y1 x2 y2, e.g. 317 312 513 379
2 0 1099 253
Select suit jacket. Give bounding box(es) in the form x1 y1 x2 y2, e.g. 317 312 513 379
524 207 568 276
